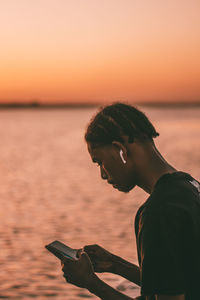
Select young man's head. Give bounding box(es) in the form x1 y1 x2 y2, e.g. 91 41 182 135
85 102 159 193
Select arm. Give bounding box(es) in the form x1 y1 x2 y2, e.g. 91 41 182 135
137 205 187 300
112 254 141 286
83 244 140 286
88 273 141 300
61 250 185 300
61 251 142 300
89 276 185 300
155 295 185 300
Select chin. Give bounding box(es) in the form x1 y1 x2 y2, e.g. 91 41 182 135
112 182 136 193
117 185 134 193
123 183 136 193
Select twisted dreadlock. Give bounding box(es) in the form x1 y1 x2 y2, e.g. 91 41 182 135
85 102 159 148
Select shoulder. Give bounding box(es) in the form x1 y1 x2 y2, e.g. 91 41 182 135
146 172 200 214
137 191 191 237
135 172 200 235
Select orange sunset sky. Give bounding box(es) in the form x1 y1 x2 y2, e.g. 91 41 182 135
0 0 200 104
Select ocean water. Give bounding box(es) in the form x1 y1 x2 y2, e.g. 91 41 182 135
0 106 199 299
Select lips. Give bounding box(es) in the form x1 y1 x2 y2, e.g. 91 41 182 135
108 181 120 189
108 181 116 186
108 181 114 185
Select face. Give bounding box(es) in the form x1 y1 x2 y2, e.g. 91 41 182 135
87 142 137 193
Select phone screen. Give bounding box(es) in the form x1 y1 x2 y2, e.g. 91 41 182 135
45 240 78 260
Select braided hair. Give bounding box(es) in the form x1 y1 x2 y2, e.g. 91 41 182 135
85 102 159 148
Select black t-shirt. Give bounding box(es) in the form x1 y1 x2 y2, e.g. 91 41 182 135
135 171 200 300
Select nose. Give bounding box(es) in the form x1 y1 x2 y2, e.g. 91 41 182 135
100 165 108 180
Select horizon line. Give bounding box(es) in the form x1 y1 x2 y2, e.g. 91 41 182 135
0 100 200 109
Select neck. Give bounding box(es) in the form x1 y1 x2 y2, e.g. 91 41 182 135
135 144 177 194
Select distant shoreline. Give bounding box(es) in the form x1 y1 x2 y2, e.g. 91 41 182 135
0 101 200 109
0 102 98 109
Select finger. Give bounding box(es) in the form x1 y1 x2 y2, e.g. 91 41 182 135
84 244 98 253
61 258 65 266
80 251 93 266
62 261 73 272
61 258 75 272
79 251 87 260
61 257 71 268
76 248 83 258
61 258 66 268
63 274 73 285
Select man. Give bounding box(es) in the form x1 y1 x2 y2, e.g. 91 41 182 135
61 103 200 300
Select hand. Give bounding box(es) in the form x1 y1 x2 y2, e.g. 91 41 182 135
61 251 97 289
83 244 115 273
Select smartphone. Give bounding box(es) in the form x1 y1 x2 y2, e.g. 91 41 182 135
45 240 79 260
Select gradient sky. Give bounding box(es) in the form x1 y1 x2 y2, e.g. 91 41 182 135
0 0 200 103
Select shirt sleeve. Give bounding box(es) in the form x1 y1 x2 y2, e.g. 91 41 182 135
138 202 191 296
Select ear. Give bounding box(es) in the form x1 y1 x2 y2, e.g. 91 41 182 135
111 141 128 161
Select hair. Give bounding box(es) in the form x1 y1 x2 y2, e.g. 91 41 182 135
85 102 159 148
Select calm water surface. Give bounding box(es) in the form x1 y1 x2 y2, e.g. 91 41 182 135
0 107 200 299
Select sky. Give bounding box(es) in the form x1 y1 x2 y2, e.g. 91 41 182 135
0 0 200 104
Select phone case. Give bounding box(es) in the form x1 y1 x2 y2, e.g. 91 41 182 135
45 240 79 260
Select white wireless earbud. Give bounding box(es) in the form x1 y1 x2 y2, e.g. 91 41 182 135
119 149 126 164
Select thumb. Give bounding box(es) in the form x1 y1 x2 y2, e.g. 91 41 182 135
80 251 89 259
80 251 91 264
61 257 67 265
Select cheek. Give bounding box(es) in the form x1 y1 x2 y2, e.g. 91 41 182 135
119 169 133 184
112 166 126 182
107 163 119 174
